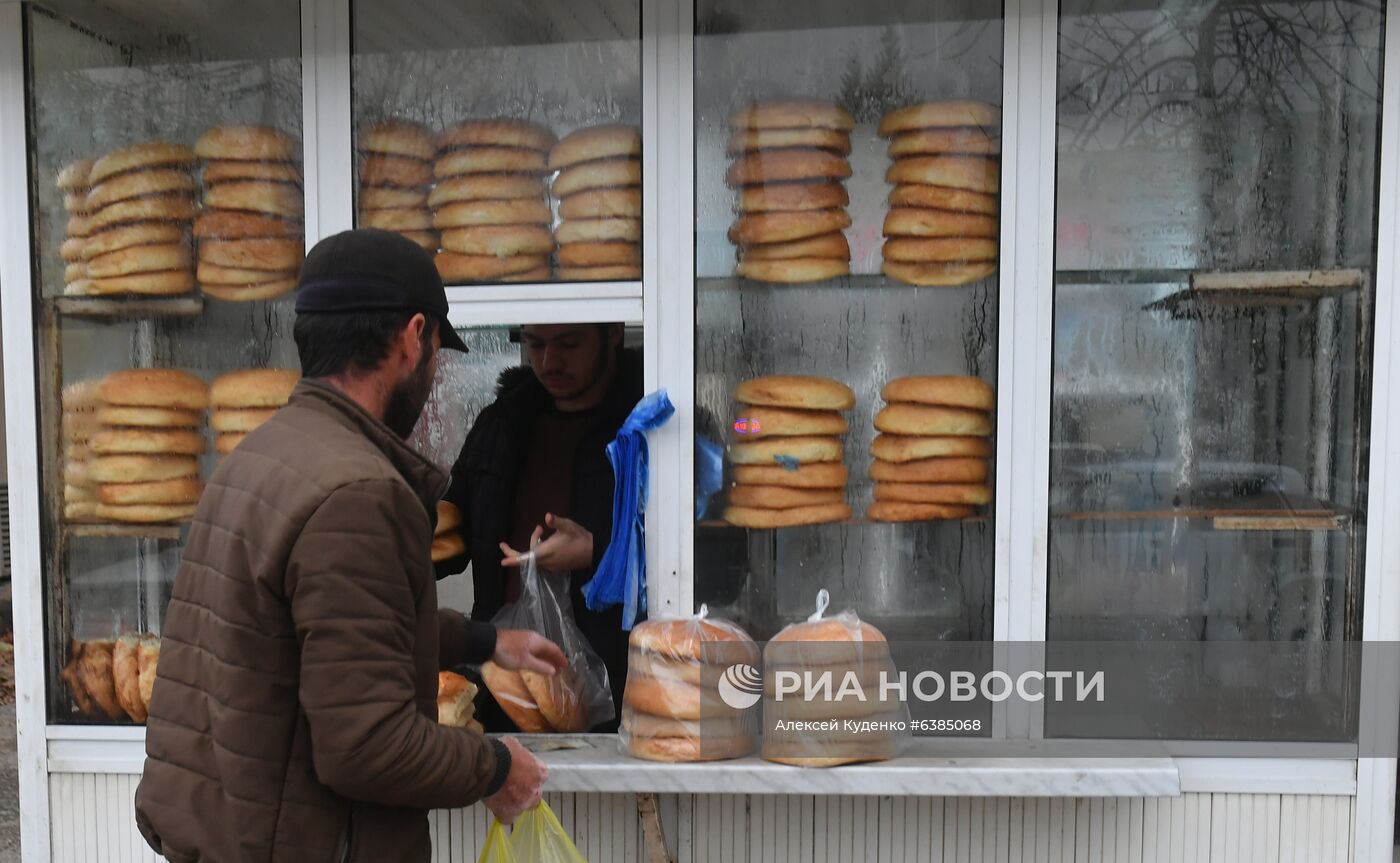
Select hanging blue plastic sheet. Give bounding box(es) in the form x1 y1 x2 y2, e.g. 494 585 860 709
694 433 724 520
582 389 675 629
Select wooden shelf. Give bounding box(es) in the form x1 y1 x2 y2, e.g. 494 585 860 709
1054 501 1349 532
50 295 204 320
699 515 991 529
1144 269 1366 318
63 523 183 541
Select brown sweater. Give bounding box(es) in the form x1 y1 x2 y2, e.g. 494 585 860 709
136 380 503 863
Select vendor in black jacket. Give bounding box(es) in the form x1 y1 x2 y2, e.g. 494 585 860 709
444 322 641 731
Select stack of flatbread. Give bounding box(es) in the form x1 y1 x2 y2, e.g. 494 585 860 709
548 125 643 281
359 120 438 253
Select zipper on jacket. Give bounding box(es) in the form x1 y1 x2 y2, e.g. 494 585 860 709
337 806 356 863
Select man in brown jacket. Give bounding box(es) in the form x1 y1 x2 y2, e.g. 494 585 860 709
136 229 560 862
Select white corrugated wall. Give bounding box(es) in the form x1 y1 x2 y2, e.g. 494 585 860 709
47 775 1357 862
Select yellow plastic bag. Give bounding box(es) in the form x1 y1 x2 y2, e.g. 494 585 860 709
509 802 588 863
477 819 517 863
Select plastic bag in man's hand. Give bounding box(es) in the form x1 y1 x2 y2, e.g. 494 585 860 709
487 552 614 732
477 819 517 863
509 803 587 863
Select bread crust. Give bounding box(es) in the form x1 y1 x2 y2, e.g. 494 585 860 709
521 665 586 732
440 119 557 154
729 101 855 131
624 674 734 721
870 433 993 462
731 462 847 489
874 403 993 436
99 369 209 409
359 185 429 209
878 100 1001 136
730 209 851 245
194 126 298 162
867 501 976 522
888 127 1001 157
435 251 549 281
202 160 302 185
558 241 640 267
548 125 641 170
88 454 199 483
89 195 197 232
739 232 849 262
728 435 844 465
555 218 641 244
432 199 552 228
627 734 754 762
215 432 246 455
722 502 852 528
481 661 551 732
881 237 998 264
113 635 148 722
211 369 299 408
431 532 467 562
622 710 752 740
738 182 849 213
98 477 204 506
874 481 992 505
61 237 87 262
555 265 640 281
210 407 278 433
730 405 848 437
199 238 303 271
95 406 201 428
551 158 641 197
85 169 195 211
869 457 988 484
63 501 99 523
86 270 194 298
73 640 126 720
64 262 87 283
200 279 297 301
198 261 296 286
728 485 845 509
881 375 993 410
886 156 1000 193
727 128 851 154
883 208 998 239
57 159 95 191
882 260 997 286
361 154 433 188
428 174 545 206
559 188 642 220
435 147 548 179
629 617 759 662
734 375 855 410
90 142 196 185
361 121 437 160
91 428 206 456
204 181 304 219
194 211 302 239
84 222 186 258
440 225 554 256
435 501 462 534
137 639 160 712
725 150 852 185
94 502 197 523
359 207 433 232
87 242 191 279
66 214 95 238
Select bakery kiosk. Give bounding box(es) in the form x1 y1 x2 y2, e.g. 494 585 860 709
3 0 1400 860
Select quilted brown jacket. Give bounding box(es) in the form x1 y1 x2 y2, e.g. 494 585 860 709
136 379 504 863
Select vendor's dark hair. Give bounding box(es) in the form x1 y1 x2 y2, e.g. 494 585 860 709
294 310 437 378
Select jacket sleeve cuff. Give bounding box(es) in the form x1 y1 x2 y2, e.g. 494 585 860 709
484 737 512 797
438 611 498 668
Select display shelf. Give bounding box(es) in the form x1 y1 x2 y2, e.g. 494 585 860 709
1053 499 1350 532
699 516 991 530
1146 269 1367 318
698 273 995 291
445 281 643 327
62 523 183 541
50 295 205 320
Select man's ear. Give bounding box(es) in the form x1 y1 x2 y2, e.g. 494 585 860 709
402 312 429 362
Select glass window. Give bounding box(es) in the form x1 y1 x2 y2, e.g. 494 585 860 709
693 2 1004 647
351 0 642 285
1048 0 1383 742
25 1 303 723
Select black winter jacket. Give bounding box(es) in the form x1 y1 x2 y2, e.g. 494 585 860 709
444 348 643 728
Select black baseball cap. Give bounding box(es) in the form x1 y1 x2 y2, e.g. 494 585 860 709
294 228 469 353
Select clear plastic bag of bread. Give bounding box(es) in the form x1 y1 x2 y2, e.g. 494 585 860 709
480 551 613 733
620 604 761 762
761 589 910 767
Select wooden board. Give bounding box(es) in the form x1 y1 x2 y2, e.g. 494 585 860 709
51 295 203 319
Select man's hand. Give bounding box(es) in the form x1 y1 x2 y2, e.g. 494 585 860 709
499 513 594 573
484 737 547 825
493 629 567 676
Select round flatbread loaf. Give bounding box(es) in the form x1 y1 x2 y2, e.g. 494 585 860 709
204 182 304 219
90 428 205 456
499 266 551 282
439 120 557 154
434 147 548 179
870 434 992 462
882 237 997 264
723 502 852 529
360 120 436 160
555 265 640 281
521 665 587 732
870 457 988 484
883 261 996 286
194 211 302 239
359 185 429 209
215 432 246 455
99 369 208 409
558 241 639 267
889 184 998 215
882 375 994 410
86 269 194 298
57 159 95 191
888 127 1001 157
361 154 433 188
739 232 849 262
64 461 92 487
64 262 87 283
84 223 186 259
548 125 641 170
211 368 299 408
878 101 1001 136
64 380 100 411
431 531 467 562
85 169 195 211
727 485 845 509
875 481 992 505
623 674 737 721
63 192 91 213
199 238 303 271
627 734 755 763
60 237 87 262
197 261 296 286
435 251 549 281
64 501 99 523
210 408 278 433
874 403 992 436
730 405 848 438
435 501 462 535
428 174 544 206
551 158 641 197
729 102 855 132
202 160 302 186
622 710 753 740
65 483 94 503
883 208 997 239
729 209 851 245
731 462 847 489
726 127 850 154
867 501 976 522
195 126 298 162
481 661 550 732
734 375 855 410
738 182 849 213
431 199 552 228
725 150 851 186
90 142 196 185
200 279 297 302
359 208 433 232
97 477 204 506
88 454 199 483
66 214 95 238
95 406 201 429
559 188 642 220
86 243 190 279
886 156 1000 193
440 225 554 256
728 435 844 466
89 196 196 232
555 218 641 244
94 502 197 524
397 231 439 252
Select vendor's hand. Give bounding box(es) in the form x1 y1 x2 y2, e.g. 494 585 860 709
484 736 547 825
499 513 593 573
492 629 566 676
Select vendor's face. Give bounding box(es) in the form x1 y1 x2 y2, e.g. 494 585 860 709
522 325 613 403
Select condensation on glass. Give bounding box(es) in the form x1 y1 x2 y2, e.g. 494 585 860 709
693 1 1004 647
1048 0 1383 742
24 2 302 723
